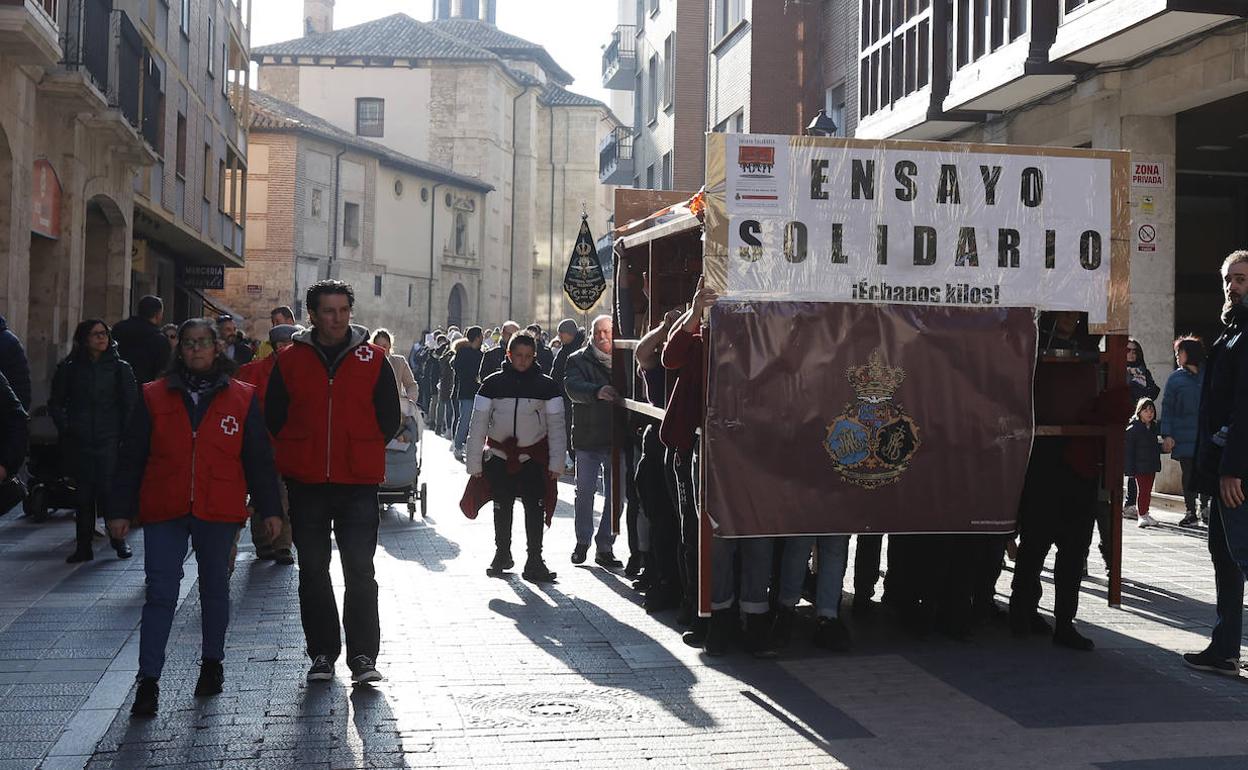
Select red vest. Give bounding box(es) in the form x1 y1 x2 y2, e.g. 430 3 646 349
236 356 276 408
273 339 387 485
138 378 255 525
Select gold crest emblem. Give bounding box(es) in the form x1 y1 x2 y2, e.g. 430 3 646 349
824 350 921 489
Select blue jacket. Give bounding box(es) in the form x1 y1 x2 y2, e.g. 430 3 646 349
1124 419 1162 476
1160 367 1202 459
0 315 31 410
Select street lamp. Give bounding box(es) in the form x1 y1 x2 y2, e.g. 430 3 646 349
805 110 838 137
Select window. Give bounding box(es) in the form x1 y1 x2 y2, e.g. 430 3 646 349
454 212 468 255
645 164 655 188
355 98 384 137
221 42 228 95
633 70 643 131
180 0 190 36
217 159 226 211
636 0 644 32
174 113 186 178
648 0 659 15
714 0 744 41
343 201 360 245
203 144 212 198
661 152 673 190
408 283 413 308
374 275 382 297
663 34 675 110
646 55 658 124
824 84 846 137
206 17 215 76
713 110 744 133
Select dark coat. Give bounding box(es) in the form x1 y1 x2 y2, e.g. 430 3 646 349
0 315 31 409
1160 367 1202 459
48 345 137 485
436 346 454 396
1123 419 1162 476
112 315 170 384
451 345 484 401
563 346 612 450
1197 308 1248 493
1127 364 1160 404
535 341 555 376
552 329 586 386
479 345 507 383
0 371 28 476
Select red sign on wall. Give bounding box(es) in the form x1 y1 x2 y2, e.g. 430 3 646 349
31 160 61 239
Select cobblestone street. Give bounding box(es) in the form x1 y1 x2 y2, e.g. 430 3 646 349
3 433 1248 769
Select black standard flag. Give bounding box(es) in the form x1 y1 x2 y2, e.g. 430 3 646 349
562 215 606 311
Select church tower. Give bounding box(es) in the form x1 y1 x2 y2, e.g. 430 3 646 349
304 0 334 35
433 0 497 24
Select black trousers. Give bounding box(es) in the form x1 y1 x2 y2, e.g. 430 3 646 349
484 455 546 559
666 446 698 609
74 478 106 549
1177 457 1211 515
971 534 1009 612
287 481 381 662
854 534 883 601
638 425 679 593
1010 466 1097 627
624 435 641 560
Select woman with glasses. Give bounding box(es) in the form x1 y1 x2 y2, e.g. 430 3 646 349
50 319 138 563
107 318 282 717
160 323 179 350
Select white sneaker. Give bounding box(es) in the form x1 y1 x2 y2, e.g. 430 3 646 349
1122 505 1138 520
1138 514 1158 528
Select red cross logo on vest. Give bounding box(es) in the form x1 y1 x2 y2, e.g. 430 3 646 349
354 345 375 363
220 415 240 436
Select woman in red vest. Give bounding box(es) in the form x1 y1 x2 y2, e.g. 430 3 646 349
107 318 283 718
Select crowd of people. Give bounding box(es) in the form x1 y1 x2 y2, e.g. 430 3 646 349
1 250 1248 715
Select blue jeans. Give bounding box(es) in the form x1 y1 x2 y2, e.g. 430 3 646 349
454 398 474 452
138 515 239 679
778 535 850 618
1208 496 1248 658
710 536 774 613
574 448 616 552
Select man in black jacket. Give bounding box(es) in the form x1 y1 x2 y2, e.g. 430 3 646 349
113 296 170 383
0 315 31 409
552 319 585 468
526 324 555 374
451 327 485 460
478 321 519 382
0 371 27 515
1184 250 1248 676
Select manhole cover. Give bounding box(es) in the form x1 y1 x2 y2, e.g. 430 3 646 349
460 689 654 728
528 701 580 716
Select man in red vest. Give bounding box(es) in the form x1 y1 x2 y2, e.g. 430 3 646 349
265 281 401 684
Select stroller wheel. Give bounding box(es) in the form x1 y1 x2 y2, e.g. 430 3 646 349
23 485 48 522
420 484 428 519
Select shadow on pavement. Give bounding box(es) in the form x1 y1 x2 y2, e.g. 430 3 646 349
376 513 461 573
487 579 717 729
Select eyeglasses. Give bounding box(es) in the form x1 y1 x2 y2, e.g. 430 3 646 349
88 330 109 338
180 338 216 351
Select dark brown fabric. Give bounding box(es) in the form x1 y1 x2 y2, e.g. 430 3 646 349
704 303 1036 536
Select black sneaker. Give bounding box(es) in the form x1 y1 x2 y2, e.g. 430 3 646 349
704 611 736 657
1178 513 1200 528
571 544 588 565
488 550 514 574
306 655 334 682
194 659 224 697
1052 624 1095 651
255 547 275 561
130 677 158 717
682 617 708 649
851 597 877 617
643 586 681 614
66 547 93 564
594 551 623 569
522 560 557 583
1183 650 1240 676
273 548 295 566
348 655 383 684
772 607 796 649
743 612 778 659
111 539 132 559
813 617 852 653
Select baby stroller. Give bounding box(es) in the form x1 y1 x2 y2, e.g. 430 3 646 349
379 412 427 520
22 406 77 521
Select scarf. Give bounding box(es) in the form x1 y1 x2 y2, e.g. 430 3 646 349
590 343 612 369
176 364 222 405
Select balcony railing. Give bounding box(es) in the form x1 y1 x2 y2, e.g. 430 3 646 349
599 126 634 186
602 24 636 91
61 0 110 93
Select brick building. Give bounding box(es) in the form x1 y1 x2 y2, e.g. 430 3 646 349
205 91 492 348
251 0 621 331
0 0 249 404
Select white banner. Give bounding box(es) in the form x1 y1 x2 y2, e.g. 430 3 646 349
723 135 1113 322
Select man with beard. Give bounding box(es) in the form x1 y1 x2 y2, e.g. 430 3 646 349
1183 250 1248 676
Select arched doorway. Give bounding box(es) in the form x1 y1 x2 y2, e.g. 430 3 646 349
447 282 467 329
83 195 128 321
